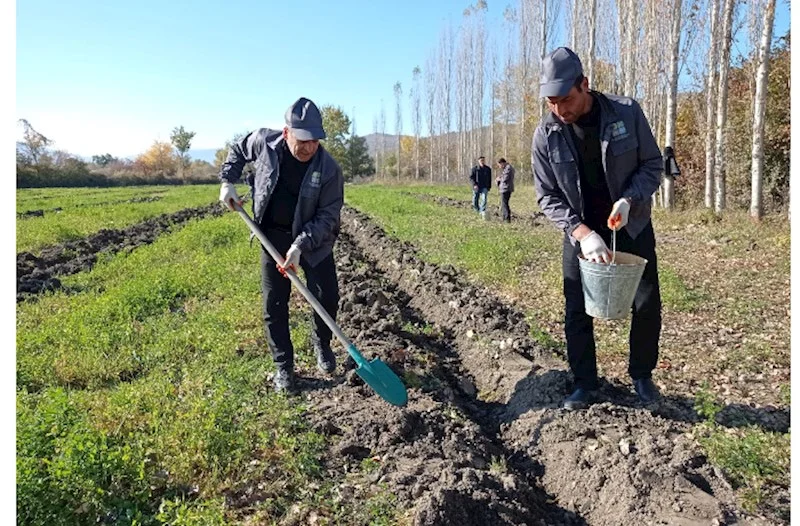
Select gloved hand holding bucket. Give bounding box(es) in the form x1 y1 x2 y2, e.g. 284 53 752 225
578 199 647 319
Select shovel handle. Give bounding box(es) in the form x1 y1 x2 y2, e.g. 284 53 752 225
231 202 354 351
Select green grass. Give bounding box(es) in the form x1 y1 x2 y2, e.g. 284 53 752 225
16 183 248 254
17 213 330 525
694 384 789 514
658 266 707 312
17 186 169 213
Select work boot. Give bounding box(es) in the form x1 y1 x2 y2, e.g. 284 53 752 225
314 344 336 374
634 378 660 404
273 365 296 393
563 387 596 411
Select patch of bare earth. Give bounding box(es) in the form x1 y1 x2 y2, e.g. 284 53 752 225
244 206 780 525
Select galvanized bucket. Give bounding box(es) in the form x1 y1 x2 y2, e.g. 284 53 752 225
578 251 648 320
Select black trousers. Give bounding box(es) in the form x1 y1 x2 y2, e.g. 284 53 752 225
562 222 662 390
500 191 512 222
260 228 339 370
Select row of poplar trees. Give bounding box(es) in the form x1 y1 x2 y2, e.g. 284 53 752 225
372 0 787 219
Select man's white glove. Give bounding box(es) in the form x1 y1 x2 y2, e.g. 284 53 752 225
280 245 302 272
219 181 241 211
607 198 631 231
580 231 611 264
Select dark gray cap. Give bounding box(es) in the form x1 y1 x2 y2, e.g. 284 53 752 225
284 97 326 140
539 47 583 98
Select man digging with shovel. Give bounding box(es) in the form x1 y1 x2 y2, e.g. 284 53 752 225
532 47 664 410
218 97 344 393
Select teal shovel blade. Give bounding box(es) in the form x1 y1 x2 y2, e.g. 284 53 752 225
347 345 408 407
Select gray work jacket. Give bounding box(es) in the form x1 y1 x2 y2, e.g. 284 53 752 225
219 128 344 267
532 92 662 245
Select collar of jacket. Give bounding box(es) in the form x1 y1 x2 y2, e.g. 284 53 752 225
543 91 618 135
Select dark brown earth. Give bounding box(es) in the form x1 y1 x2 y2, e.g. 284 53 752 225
266 206 782 525
16 202 223 301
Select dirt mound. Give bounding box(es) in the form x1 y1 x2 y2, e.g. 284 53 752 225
291 205 777 524
16 202 223 301
282 229 579 525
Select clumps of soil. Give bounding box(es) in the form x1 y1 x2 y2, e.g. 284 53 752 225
286 205 774 525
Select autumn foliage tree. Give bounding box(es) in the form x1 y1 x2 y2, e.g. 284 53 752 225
136 141 178 177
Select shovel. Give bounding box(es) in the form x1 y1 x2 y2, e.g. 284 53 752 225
231 201 408 407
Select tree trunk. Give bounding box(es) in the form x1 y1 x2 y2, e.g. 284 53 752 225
713 0 736 213
571 0 580 50
540 0 548 119
750 0 776 220
704 0 721 208
587 0 597 85
394 82 403 179
624 0 637 97
663 0 682 210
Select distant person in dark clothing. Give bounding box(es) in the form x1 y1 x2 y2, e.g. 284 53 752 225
469 156 492 219
532 47 663 411
218 97 345 393
496 158 515 222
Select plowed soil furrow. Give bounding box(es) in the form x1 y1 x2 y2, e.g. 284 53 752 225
301 205 780 525
16 202 224 301
286 228 583 526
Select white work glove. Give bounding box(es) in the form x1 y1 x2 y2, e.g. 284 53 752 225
219 181 241 211
607 198 631 231
279 244 301 274
580 231 612 264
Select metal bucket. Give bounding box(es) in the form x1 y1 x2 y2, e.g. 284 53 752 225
578 251 648 320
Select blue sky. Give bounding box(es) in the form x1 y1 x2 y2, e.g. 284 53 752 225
16 0 791 160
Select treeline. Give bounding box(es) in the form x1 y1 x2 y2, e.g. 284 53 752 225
373 0 788 217
16 122 217 188
17 104 376 189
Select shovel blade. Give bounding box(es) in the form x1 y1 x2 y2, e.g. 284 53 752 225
356 358 408 407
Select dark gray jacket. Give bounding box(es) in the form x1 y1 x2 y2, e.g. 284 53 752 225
532 92 661 245
219 128 344 267
497 164 515 193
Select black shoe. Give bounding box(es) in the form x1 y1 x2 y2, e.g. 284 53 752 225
563 387 596 411
634 378 660 404
314 344 336 374
273 366 296 393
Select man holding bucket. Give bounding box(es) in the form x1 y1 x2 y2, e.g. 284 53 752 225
532 47 663 410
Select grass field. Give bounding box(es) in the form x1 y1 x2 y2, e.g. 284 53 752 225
16 183 790 524
16 184 247 255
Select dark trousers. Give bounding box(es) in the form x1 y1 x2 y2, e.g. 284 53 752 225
260 228 339 370
562 222 662 390
500 191 512 222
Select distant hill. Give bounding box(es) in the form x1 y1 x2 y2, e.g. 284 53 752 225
362 133 400 157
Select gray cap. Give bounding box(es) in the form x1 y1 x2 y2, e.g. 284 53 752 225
539 47 583 98
284 97 326 140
